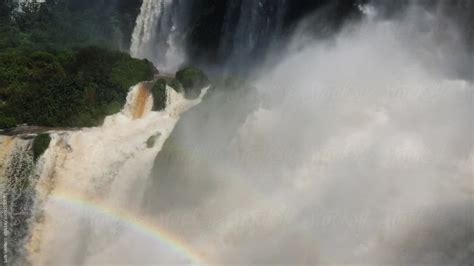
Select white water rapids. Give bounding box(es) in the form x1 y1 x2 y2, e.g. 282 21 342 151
135 4 473 265
0 2 472 265
23 83 207 265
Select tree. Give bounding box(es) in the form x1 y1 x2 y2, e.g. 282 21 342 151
0 0 15 24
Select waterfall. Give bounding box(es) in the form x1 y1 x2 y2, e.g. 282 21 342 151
0 136 36 265
218 0 287 67
0 83 207 265
130 0 288 71
2 1 472 265
16 0 46 4
143 4 474 264
130 0 193 73
15 0 46 11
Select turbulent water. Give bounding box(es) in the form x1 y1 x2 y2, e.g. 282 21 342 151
145 3 473 265
0 136 36 265
0 84 207 265
1 1 473 265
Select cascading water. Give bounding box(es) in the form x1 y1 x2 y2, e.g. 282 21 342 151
130 0 193 72
2 1 473 265
0 83 208 265
16 0 45 5
0 136 36 265
218 0 287 67
143 3 473 265
15 0 46 11
130 0 288 71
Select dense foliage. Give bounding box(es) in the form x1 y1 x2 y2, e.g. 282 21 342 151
32 133 51 161
151 79 167 111
0 47 154 128
0 0 156 129
0 0 141 51
175 67 210 99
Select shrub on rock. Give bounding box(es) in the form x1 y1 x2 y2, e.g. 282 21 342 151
0 115 16 129
175 67 210 99
33 133 51 161
168 79 183 94
151 79 167 111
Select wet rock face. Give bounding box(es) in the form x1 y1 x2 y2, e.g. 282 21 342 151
285 0 364 27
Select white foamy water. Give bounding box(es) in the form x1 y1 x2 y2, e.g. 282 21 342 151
3 2 472 265
130 0 192 72
0 136 35 265
138 4 473 265
25 83 207 265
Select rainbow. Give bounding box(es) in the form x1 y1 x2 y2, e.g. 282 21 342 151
49 190 208 265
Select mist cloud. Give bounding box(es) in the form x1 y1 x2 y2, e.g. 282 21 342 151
146 2 473 265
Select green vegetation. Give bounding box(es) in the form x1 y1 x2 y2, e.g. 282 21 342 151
151 79 167 111
146 134 159 148
175 67 210 99
32 133 51 161
0 2 212 129
0 47 154 128
0 0 140 51
0 115 16 129
168 79 183 94
0 1 155 129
